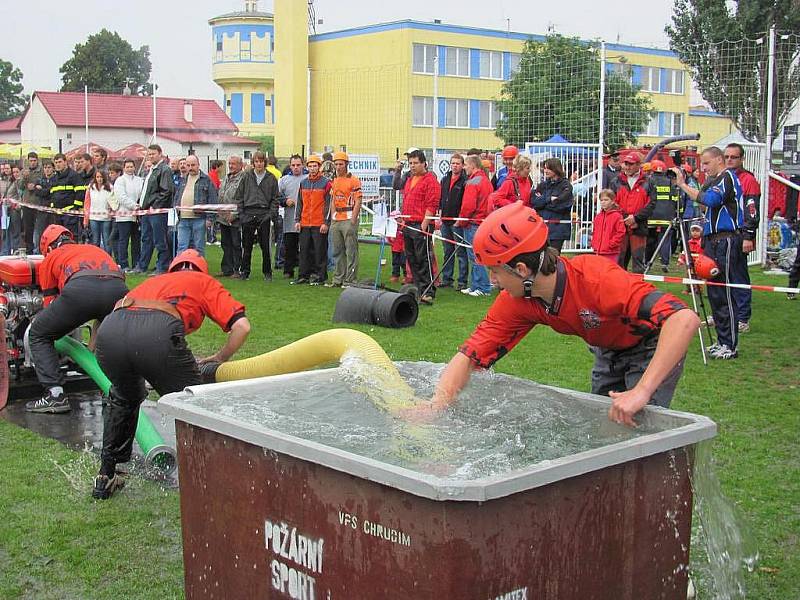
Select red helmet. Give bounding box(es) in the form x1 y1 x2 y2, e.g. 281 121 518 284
168 249 209 274
473 202 548 266
650 159 668 174
501 145 519 160
39 224 73 256
693 254 720 279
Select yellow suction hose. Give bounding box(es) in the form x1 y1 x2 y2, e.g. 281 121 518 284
212 328 449 463
214 328 417 413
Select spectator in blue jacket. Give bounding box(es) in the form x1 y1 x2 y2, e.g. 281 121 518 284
532 158 574 253
173 155 218 256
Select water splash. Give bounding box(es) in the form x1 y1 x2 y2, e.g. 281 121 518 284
689 440 759 599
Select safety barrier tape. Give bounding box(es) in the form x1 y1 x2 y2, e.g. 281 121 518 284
640 274 799 295
1 197 237 218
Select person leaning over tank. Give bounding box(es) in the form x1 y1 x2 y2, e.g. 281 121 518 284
25 225 128 415
92 249 251 499
405 202 700 427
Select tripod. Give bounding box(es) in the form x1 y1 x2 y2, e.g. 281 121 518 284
644 216 716 365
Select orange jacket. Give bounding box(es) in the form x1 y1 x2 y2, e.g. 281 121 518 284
330 174 362 221
296 174 332 227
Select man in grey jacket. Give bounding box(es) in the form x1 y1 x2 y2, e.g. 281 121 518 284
217 155 245 277
234 151 279 281
277 154 305 279
135 144 175 274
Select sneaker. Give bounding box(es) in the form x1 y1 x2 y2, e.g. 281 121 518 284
25 391 70 414
706 343 722 355
92 473 126 500
461 288 473 295
291 278 309 285
788 292 798 300
263 274 273 282
468 289 489 297
420 294 434 305
309 280 322 286
123 268 137 274
710 344 738 360
324 282 341 288
661 265 669 273
240 273 250 281
455 283 468 291
738 321 750 333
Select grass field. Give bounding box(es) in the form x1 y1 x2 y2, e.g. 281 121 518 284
0 242 798 599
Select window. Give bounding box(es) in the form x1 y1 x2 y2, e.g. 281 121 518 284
412 44 437 74
608 62 632 81
662 69 684 94
445 99 469 128
667 112 684 135
508 53 521 76
445 47 470 77
645 114 659 136
265 98 271 107
479 50 503 79
479 100 501 129
640 66 660 92
412 96 434 126
644 112 684 136
216 39 223 52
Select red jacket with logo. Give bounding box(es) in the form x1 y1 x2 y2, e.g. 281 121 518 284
459 255 687 367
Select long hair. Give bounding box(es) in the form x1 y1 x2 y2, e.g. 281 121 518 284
92 169 111 192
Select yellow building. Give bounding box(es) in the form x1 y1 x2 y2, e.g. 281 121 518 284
209 2 276 138
210 8 737 163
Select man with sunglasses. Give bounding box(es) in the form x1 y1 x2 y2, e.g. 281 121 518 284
724 143 760 333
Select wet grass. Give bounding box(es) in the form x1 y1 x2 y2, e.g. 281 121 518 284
0 243 797 598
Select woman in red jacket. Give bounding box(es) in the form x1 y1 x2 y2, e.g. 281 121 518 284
591 189 627 263
488 154 532 210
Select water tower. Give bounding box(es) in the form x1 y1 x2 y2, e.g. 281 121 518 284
209 1 275 138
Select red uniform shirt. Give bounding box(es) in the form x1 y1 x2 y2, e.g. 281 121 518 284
126 271 245 334
460 255 687 368
39 244 121 306
401 171 440 222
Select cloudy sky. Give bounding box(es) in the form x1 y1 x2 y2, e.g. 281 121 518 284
5 0 675 102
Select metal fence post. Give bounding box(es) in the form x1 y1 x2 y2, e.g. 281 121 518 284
761 26 776 266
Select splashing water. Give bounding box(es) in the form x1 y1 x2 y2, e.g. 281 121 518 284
689 440 759 599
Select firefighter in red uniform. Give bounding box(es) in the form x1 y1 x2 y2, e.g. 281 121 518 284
92 249 251 499
406 202 700 426
26 224 128 414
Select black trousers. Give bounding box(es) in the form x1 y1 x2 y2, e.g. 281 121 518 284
704 233 743 350
29 275 128 389
220 223 242 276
404 223 435 297
298 226 328 282
96 309 201 469
241 215 272 277
282 231 299 276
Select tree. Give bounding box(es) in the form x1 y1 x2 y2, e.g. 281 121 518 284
0 59 28 120
666 0 800 142
60 29 152 95
495 35 652 151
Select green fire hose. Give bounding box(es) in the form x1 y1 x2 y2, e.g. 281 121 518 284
54 335 177 474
